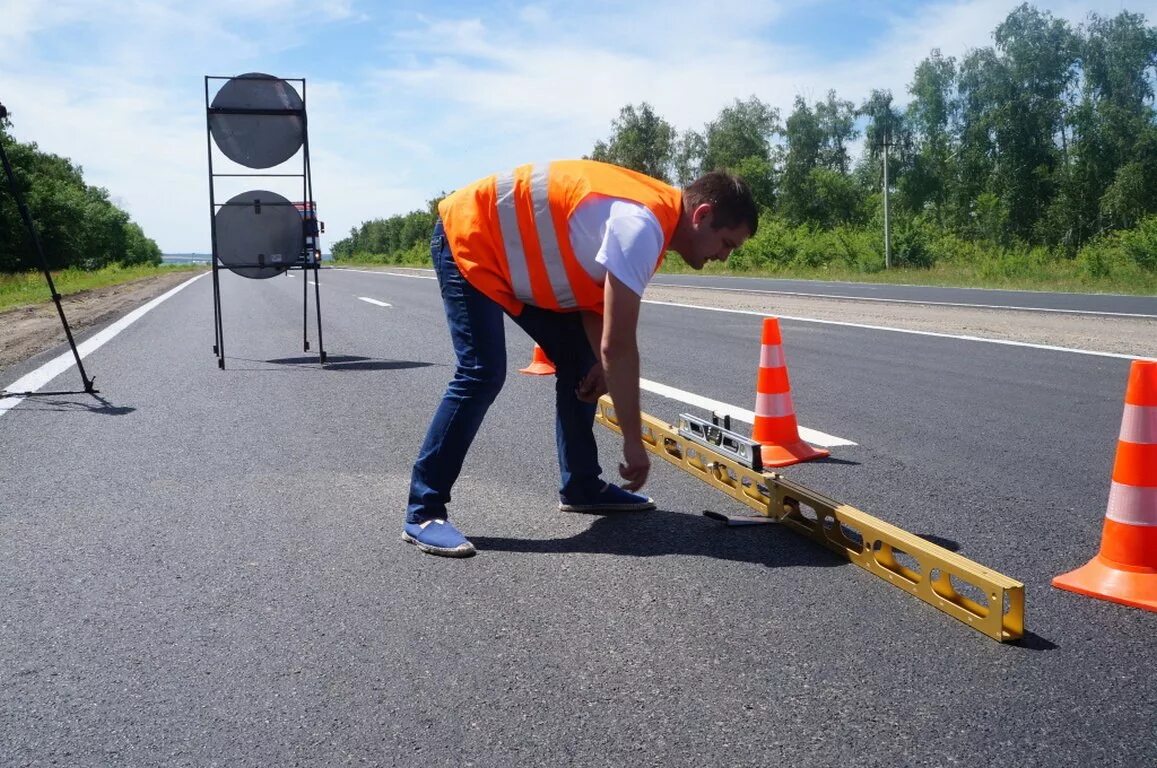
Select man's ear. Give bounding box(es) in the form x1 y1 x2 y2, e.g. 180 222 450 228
691 203 713 227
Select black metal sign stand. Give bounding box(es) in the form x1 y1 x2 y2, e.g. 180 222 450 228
0 100 98 397
204 74 326 370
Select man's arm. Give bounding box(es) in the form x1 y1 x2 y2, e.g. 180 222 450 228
600 272 650 491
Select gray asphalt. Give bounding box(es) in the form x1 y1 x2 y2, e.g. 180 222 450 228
651 273 1157 316
2 268 1155 767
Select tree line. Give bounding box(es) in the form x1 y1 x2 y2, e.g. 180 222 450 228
330 201 439 264
0 118 162 273
336 4 1157 283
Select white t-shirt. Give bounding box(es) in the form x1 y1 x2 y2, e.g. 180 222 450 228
567 196 665 297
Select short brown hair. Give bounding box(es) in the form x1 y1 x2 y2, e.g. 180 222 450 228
684 171 758 236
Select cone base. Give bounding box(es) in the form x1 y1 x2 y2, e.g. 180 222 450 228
760 440 830 468
519 363 555 375
1052 555 1157 613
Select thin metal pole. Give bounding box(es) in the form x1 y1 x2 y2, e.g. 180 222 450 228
313 261 325 365
302 257 310 351
301 79 325 364
883 133 891 270
0 108 97 394
205 76 226 369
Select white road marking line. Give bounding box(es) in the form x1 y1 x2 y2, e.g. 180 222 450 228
383 271 436 279
336 267 437 279
639 378 857 448
359 297 392 307
1 273 209 417
643 298 1157 362
655 282 1157 319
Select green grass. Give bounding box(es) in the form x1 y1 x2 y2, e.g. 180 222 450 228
0 263 208 313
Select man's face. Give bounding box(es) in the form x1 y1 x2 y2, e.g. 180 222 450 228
684 204 750 270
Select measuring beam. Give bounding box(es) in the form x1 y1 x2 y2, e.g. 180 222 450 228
595 396 1025 643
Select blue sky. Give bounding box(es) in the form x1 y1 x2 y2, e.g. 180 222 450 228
1 0 1151 253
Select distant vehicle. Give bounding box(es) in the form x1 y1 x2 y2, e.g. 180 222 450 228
293 202 325 264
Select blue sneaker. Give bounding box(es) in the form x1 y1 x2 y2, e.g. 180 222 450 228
558 482 657 513
402 518 476 557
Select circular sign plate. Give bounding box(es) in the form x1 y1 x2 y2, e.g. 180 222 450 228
214 190 304 279
209 73 304 169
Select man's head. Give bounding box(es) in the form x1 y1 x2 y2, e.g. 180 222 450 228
678 171 758 269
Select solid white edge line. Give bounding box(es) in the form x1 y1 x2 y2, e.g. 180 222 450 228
639 378 857 448
1 272 209 417
655 282 1157 319
358 297 392 307
642 298 1157 362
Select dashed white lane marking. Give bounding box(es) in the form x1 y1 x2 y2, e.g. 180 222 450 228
1 273 208 417
643 298 1156 362
358 297 392 307
639 378 857 448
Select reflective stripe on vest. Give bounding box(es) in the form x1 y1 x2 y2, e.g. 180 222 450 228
438 159 683 315
495 165 576 309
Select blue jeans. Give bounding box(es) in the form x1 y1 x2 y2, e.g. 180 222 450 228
406 220 604 523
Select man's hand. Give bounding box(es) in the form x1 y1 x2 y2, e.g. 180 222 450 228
619 440 651 491
575 363 607 403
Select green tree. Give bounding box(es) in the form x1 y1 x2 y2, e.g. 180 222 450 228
1100 160 1148 229
1 120 162 272
330 200 438 263
781 92 863 226
905 50 957 224
815 90 858 174
779 96 822 224
990 4 1078 241
860 89 912 211
588 102 676 181
701 96 780 172
731 155 776 212
1075 11 1157 238
671 129 707 187
953 46 1001 233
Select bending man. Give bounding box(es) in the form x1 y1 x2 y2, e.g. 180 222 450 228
405 160 757 557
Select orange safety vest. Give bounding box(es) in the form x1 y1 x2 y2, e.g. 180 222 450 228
438 159 683 315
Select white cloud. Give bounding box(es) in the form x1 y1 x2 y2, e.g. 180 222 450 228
2 0 1155 252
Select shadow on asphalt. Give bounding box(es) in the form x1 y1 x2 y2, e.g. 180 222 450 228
471 508 845 569
473 510 1061 650
266 354 435 371
813 456 861 467
218 355 436 371
0 393 136 415
1013 631 1059 651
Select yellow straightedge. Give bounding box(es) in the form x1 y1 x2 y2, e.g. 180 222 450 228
594 396 1026 643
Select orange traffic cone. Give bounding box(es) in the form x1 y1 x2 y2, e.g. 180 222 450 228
751 317 829 467
1052 360 1157 612
519 344 555 375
